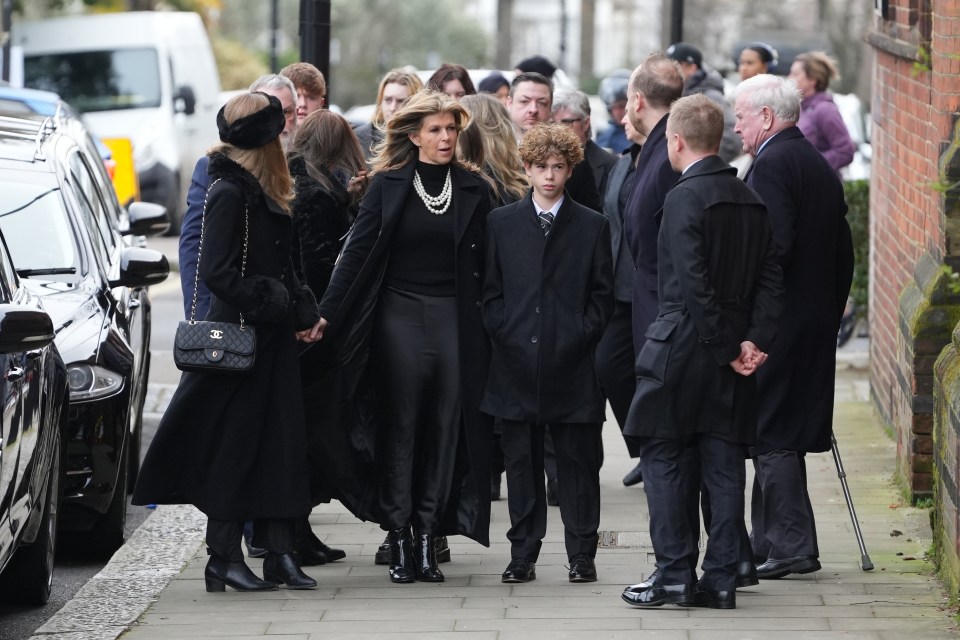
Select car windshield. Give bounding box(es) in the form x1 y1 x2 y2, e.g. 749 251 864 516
24 48 161 112
0 182 79 278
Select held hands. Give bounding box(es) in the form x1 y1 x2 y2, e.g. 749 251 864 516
296 317 328 343
729 341 768 377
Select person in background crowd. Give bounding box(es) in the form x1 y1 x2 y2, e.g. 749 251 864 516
621 94 782 611
665 42 742 162
732 73 854 581
789 51 856 174
286 109 368 568
552 88 617 200
514 54 557 81
133 91 324 593
315 91 494 585
482 122 613 586
596 70 632 154
280 62 326 122
598 110 646 488
427 63 476 101
738 43 778 81
355 69 424 160
478 72 511 107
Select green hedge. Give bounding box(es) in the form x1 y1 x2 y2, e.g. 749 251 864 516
845 179 869 317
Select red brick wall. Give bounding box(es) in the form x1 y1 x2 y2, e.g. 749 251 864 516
869 0 959 494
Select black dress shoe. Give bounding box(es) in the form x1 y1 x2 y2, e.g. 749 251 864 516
622 462 644 487
546 479 559 507
621 581 693 607
305 529 346 562
388 528 416 584
293 544 327 566
204 556 277 592
415 533 445 582
624 568 660 592
435 535 451 563
501 558 536 583
568 554 597 583
262 552 317 589
375 533 391 565
682 584 736 609
243 534 267 559
756 555 821 579
736 560 759 588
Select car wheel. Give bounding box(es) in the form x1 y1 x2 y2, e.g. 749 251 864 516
0 419 64 605
84 442 129 558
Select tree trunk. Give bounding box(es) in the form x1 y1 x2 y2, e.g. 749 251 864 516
580 0 594 85
495 0 513 70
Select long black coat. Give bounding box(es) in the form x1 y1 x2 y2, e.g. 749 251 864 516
746 127 854 454
481 190 614 423
624 157 783 444
133 153 318 521
315 161 494 545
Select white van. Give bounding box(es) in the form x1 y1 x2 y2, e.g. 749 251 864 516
14 11 222 233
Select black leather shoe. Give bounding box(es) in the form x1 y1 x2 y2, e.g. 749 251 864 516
304 529 345 562
683 585 736 609
756 555 821 579
568 554 597 583
435 535 451 563
415 534 445 582
621 581 693 607
501 558 536 583
375 533 391 565
243 534 267 559
622 462 644 487
736 560 759 588
293 544 327 566
204 556 277 592
388 528 416 584
624 568 660 592
262 552 317 589
546 479 559 507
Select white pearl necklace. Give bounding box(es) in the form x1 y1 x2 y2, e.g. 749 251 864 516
413 168 452 215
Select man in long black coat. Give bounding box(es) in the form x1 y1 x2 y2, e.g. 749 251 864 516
732 73 854 579
621 95 783 610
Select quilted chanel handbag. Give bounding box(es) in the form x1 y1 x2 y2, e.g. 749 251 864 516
174 178 257 374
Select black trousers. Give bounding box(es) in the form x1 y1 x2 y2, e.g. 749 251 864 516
501 420 602 561
373 287 461 535
750 449 819 560
640 435 747 592
207 518 295 562
595 299 641 456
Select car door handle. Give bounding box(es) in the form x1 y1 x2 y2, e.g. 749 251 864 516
6 366 24 382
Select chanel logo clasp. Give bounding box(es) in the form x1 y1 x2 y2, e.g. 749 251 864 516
209 329 224 340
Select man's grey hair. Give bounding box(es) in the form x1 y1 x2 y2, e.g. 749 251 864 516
249 74 297 102
729 74 801 123
551 88 591 118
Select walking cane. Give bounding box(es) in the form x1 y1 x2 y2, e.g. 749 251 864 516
830 431 874 570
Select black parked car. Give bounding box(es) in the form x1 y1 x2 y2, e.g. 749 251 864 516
0 227 69 605
0 109 169 556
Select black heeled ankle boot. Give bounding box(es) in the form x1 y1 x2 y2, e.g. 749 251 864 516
416 533 445 582
262 552 318 590
388 527 416 584
204 556 277 592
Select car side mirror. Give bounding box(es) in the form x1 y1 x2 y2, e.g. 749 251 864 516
0 306 55 353
110 247 169 289
125 201 170 237
175 85 197 116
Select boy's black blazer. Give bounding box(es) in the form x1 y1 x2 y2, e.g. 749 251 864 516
481 189 614 423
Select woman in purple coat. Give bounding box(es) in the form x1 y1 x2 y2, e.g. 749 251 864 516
788 51 856 174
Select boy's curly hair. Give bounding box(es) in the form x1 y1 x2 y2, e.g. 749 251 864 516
519 122 584 167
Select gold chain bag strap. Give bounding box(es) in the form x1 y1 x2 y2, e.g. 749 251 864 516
173 177 257 373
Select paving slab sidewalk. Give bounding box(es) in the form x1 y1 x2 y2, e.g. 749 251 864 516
30 361 960 639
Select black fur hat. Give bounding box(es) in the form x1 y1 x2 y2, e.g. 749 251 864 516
217 92 285 149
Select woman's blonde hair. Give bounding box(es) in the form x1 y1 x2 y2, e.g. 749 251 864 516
211 92 292 212
371 90 479 175
372 69 424 126
290 110 369 205
795 51 840 93
460 93 527 202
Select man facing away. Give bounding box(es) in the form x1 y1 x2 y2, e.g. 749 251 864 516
731 74 854 580
621 94 783 610
481 122 614 585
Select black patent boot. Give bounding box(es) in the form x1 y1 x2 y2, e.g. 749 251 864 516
388 527 416 584
415 533 445 582
262 552 318 590
204 556 277 592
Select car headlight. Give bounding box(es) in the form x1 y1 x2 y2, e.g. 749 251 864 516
67 364 124 401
